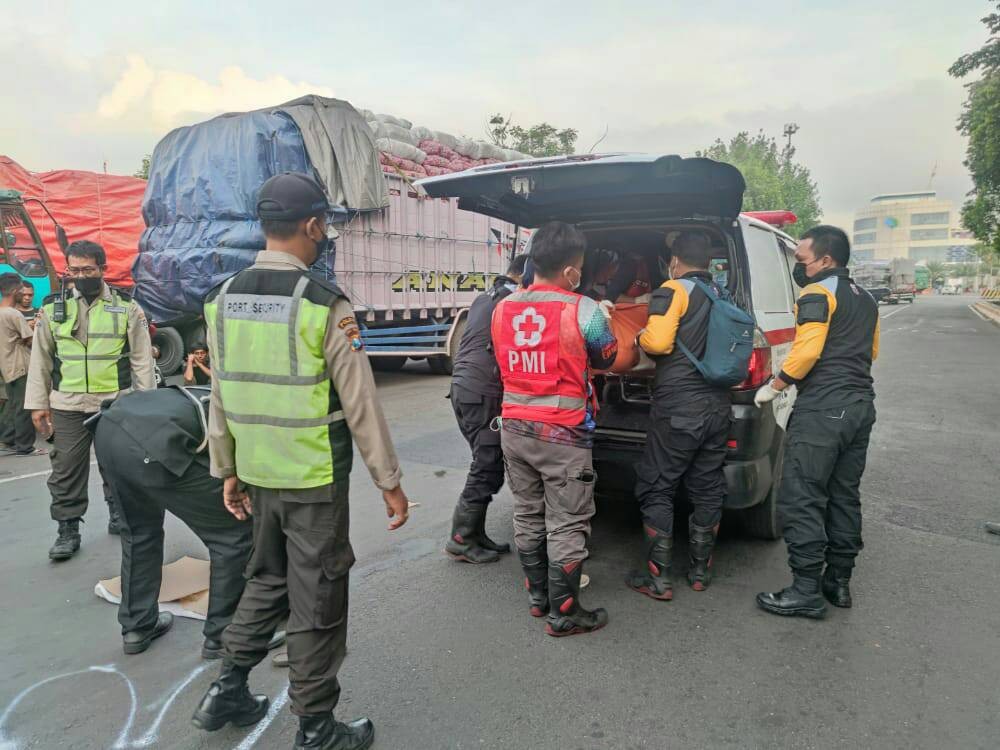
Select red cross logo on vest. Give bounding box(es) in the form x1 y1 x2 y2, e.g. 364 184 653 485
512 307 546 347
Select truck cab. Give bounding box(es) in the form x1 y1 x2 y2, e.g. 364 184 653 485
0 189 64 306
419 154 803 538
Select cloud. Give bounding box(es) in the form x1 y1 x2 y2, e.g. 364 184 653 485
93 56 334 131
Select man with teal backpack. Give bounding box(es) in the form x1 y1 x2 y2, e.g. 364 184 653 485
625 231 753 602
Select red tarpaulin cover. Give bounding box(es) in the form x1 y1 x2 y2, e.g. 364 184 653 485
0 155 146 285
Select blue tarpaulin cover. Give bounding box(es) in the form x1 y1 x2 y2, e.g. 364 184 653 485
134 108 350 324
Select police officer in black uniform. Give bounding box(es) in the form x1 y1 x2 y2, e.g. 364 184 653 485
445 254 528 563
92 386 254 656
754 225 880 618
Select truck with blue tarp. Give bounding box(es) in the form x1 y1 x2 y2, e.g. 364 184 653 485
135 95 524 374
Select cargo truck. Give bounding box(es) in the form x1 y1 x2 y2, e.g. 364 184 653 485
0 189 65 305
135 95 527 374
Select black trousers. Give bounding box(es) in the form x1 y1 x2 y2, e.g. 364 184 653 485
94 420 252 640
48 409 115 521
223 483 354 717
779 400 877 576
634 397 731 535
451 385 504 507
0 375 35 452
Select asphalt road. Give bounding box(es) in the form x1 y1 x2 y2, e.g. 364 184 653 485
1 295 998 750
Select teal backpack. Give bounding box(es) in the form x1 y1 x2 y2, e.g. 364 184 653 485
675 278 756 387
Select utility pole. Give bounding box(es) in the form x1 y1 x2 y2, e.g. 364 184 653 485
783 123 800 157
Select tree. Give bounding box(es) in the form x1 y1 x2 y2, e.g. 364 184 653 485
949 4 1000 258
925 260 947 286
134 154 151 180
697 131 821 237
487 114 578 157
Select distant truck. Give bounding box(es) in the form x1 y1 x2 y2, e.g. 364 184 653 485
135 96 528 374
0 189 65 305
853 258 916 304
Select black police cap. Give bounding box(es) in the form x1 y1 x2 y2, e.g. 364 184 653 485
256 172 330 221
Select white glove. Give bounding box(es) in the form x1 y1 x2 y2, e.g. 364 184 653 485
598 299 615 321
754 383 781 408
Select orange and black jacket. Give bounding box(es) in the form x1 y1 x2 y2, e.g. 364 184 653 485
639 270 729 402
780 268 880 411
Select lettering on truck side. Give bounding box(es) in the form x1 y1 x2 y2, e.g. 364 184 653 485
391 271 500 293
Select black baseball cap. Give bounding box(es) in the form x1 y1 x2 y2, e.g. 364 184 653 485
256 172 329 221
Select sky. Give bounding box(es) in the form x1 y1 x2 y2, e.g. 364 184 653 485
3 0 993 227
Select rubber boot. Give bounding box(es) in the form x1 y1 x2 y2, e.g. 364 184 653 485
191 663 269 732
755 574 827 619
107 499 122 536
625 525 673 601
293 714 375 750
517 542 549 617
48 519 81 561
475 508 511 555
687 520 719 592
444 501 500 564
545 560 608 637
821 565 853 608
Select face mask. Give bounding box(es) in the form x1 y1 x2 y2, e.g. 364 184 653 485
566 267 582 291
657 257 671 279
73 276 103 298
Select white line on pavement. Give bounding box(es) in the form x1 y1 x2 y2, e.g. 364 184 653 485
968 304 989 322
880 306 910 320
0 460 97 486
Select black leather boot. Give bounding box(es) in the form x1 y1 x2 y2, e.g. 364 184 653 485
687 520 718 592
107 500 122 535
545 560 608 637
475 509 511 555
755 574 827 619
48 519 81 561
822 565 853 608
191 663 269 731
202 637 223 660
123 612 174 655
625 525 673 601
444 501 499 564
293 714 375 750
517 542 549 617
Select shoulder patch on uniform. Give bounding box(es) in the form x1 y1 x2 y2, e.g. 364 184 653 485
648 286 675 316
337 315 357 330
796 292 830 324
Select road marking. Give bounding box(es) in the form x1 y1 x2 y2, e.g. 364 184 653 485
234 686 289 750
0 460 97 486
880 306 909 320
968 304 988 322
132 663 211 747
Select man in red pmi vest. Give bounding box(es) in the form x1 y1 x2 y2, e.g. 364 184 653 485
492 221 618 637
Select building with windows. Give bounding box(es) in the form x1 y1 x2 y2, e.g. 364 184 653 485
851 192 978 263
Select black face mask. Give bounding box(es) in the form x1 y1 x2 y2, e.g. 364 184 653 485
73 277 103 299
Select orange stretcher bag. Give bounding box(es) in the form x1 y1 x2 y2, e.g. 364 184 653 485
599 302 650 373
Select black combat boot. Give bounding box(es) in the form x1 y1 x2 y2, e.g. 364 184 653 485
821 565 853 608
191 663 269 731
444 501 499 564
123 612 174 655
625 525 673 601
48 519 81 561
687 520 719 592
293 714 375 750
755 574 827 619
107 500 122 535
517 542 549 617
202 637 224 660
545 560 608 637
475 509 511 555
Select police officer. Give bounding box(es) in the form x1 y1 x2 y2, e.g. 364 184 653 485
494 221 617 637
754 225 879 618
625 232 732 601
445 253 527 564
92 386 253 657
26 240 156 560
191 172 410 750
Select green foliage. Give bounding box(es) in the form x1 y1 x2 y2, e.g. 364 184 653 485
924 260 947 284
950 4 1000 259
697 131 821 237
488 114 578 157
134 154 151 180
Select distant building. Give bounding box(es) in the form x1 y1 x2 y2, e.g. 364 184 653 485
851 192 978 263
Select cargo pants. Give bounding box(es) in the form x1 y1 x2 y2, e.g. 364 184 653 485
94 420 252 640
48 409 116 521
501 428 596 564
222 483 355 717
0 375 36 453
450 384 504 507
779 400 877 575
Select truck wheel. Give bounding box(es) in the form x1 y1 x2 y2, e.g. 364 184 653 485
371 356 408 372
152 326 185 375
429 315 467 376
737 443 783 540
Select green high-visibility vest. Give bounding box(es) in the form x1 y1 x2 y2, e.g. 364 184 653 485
44 289 131 393
203 269 353 490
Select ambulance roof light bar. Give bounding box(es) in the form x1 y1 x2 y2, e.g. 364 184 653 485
743 210 798 229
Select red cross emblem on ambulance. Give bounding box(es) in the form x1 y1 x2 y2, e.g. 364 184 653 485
512 307 546 347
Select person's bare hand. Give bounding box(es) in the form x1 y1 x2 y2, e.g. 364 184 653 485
382 485 410 530
32 410 53 438
223 476 252 520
